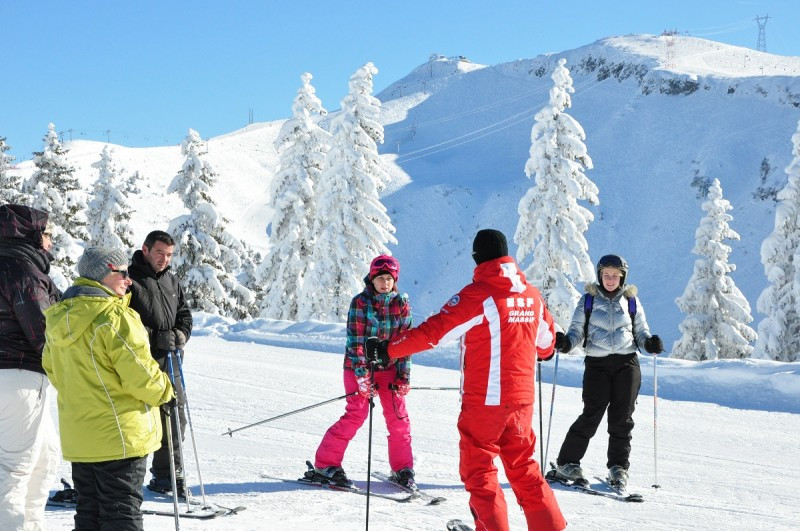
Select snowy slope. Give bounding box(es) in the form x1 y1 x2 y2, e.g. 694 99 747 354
10 34 800 348
376 35 800 341
41 321 800 530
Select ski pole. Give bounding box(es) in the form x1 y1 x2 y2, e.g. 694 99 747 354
175 350 208 507
390 385 458 391
162 391 181 530
543 350 560 469
537 360 544 475
166 352 191 513
365 363 378 530
222 392 357 436
652 353 661 489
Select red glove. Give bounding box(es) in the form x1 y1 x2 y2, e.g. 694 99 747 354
393 379 410 396
356 373 376 398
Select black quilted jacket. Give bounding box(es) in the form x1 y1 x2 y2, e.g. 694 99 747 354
128 249 193 358
0 204 60 373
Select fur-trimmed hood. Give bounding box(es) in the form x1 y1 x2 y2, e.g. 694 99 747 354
585 283 638 299
566 283 651 357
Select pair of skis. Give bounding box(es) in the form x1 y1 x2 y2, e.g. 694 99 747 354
370 470 446 505
545 463 645 502
260 462 446 505
46 479 246 520
144 486 247 518
264 464 474 529
47 498 244 520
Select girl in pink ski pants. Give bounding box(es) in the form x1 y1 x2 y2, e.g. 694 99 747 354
314 255 414 474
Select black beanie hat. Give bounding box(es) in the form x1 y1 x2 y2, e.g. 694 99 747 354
472 229 508 265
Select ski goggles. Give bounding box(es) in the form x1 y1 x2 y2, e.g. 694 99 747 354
369 256 399 279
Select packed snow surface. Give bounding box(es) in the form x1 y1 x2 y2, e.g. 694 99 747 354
43 316 800 530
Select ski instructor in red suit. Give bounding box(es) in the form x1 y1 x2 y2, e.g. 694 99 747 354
367 229 566 531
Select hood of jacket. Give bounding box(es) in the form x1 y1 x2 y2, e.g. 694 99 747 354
471 255 529 287
46 278 131 349
586 283 638 299
0 204 48 243
0 204 52 273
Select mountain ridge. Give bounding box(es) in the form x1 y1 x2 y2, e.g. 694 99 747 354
10 34 800 350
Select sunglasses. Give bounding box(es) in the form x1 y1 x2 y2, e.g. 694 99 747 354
109 268 130 279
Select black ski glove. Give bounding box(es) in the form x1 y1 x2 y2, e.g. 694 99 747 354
365 337 390 368
155 329 176 351
161 397 177 415
174 329 187 350
644 335 664 354
555 332 572 353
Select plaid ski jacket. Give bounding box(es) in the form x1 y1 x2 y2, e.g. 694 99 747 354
345 280 412 381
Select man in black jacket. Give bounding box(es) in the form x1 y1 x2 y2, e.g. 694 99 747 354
128 230 193 495
0 204 61 529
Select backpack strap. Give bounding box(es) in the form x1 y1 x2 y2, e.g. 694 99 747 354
582 294 594 348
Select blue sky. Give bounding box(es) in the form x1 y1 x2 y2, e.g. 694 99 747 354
2 0 798 161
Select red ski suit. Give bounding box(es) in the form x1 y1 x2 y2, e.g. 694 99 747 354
388 257 566 531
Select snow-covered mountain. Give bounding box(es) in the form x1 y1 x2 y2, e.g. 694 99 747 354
12 34 800 349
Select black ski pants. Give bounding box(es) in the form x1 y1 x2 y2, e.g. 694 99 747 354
151 352 187 480
556 353 641 470
71 456 147 531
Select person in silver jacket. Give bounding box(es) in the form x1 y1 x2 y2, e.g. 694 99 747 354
551 254 663 489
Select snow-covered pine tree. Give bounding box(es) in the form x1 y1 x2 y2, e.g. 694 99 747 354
514 58 598 327
168 129 255 319
168 130 215 207
0 136 27 205
258 72 331 320
124 169 144 195
87 146 135 249
344 63 391 194
753 120 800 362
306 62 397 321
240 243 265 311
671 178 756 360
25 123 88 286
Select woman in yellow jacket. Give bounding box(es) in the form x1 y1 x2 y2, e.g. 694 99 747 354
43 247 174 531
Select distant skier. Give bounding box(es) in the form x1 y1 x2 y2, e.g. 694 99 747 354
552 254 663 489
310 255 416 489
368 230 566 531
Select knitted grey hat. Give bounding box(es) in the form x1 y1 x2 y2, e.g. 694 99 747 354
77 246 129 282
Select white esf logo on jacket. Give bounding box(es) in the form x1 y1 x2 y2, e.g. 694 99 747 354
506 297 535 308
506 297 536 323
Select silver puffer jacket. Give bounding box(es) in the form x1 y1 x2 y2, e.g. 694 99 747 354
564 283 652 358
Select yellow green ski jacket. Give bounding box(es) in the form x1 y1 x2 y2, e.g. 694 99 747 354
43 278 174 462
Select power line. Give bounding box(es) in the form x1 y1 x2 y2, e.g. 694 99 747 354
395 76 602 164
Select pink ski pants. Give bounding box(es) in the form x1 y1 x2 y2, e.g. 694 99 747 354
315 369 413 472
